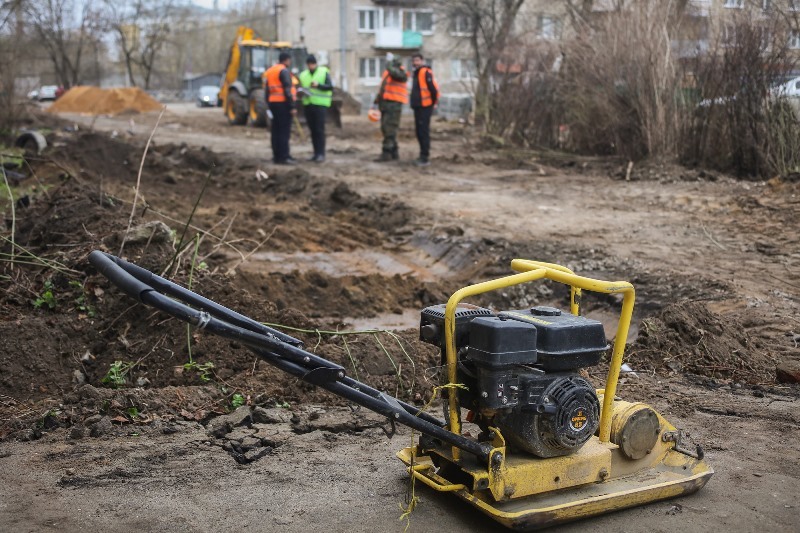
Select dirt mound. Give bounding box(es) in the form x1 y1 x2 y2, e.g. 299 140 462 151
48 86 163 116
629 301 776 384
0 129 440 440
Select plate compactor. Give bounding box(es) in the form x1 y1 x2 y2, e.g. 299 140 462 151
90 252 713 530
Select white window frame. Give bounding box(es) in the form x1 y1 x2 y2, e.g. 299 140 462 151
381 7 402 29
359 57 386 85
687 0 711 16
723 0 744 8
405 9 435 35
722 23 737 46
356 7 378 33
450 13 474 36
537 15 562 41
790 30 800 49
451 58 476 80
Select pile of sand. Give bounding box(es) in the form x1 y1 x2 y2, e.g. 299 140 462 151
47 86 163 116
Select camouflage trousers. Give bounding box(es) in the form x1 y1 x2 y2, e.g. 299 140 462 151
380 101 403 154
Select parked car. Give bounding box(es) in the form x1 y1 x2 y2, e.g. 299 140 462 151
771 76 800 98
196 85 221 107
37 85 58 101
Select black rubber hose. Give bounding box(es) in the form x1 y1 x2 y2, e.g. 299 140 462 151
89 251 454 446
89 251 303 347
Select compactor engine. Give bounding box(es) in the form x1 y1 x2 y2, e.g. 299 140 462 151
420 304 606 458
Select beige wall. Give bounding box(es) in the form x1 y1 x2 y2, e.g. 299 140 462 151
280 1 565 100
285 1 795 103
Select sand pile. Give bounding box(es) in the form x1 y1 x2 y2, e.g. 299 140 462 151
48 86 163 116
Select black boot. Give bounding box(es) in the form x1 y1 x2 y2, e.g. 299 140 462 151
391 148 399 160
374 151 393 162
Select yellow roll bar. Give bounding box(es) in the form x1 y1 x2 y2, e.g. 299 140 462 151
443 259 634 460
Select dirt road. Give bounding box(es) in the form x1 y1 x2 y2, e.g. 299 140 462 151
0 103 797 532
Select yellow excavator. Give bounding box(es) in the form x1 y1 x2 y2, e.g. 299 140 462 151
219 26 342 128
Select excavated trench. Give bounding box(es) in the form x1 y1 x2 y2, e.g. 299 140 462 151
0 128 778 463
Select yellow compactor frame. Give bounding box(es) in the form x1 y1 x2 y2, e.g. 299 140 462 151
397 259 713 530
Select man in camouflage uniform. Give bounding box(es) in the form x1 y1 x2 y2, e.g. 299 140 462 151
374 55 408 162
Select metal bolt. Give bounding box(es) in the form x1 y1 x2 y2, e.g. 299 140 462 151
598 467 609 481
501 397 508 404
481 391 488 398
492 452 503 465
394 412 400 419
338 371 345 378
303 356 310 363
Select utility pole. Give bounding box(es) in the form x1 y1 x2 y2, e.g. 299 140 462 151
273 1 281 41
339 0 347 91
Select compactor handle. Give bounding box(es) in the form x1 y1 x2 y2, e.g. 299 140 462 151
88 251 494 462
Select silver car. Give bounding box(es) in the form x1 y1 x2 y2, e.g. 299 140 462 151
196 85 220 107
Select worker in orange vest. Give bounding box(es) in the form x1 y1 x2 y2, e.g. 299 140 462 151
264 52 297 165
374 53 408 162
410 53 439 166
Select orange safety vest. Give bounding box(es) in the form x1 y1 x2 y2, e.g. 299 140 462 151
380 69 409 104
417 66 439 107
264 64 296 103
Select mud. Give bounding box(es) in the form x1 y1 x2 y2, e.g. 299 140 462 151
630 301 777 383
0 103 798 532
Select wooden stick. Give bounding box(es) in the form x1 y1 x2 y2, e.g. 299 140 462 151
120 106 166 256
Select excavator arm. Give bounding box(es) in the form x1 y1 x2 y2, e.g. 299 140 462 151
219 26 255 105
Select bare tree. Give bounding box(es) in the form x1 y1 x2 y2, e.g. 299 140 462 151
25 0 102 88
103 0 177 89
440 0 527 127
0 1 26 128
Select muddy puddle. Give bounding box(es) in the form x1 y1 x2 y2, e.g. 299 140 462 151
247 249 447 281
337 309 421 331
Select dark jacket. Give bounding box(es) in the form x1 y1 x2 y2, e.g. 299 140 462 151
410 66 438 109
278 67 295 109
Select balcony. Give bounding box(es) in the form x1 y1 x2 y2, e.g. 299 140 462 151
374 28 422 49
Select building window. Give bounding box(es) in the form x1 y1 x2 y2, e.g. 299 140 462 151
382 7 401 29
723 0 744 8
450 13 474 36
405 10 434 34
537 15 562 40
722 24 736 46
451 58 476 80
357 8 377 32
790 30 800 49
688 0 711 16
359 57 386 80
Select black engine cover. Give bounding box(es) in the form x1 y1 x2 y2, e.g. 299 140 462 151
494 375 600 458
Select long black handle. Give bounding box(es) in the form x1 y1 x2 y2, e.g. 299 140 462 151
88 251 492 461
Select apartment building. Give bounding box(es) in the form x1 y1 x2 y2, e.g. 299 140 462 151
277 1 796 113
277 0 566 112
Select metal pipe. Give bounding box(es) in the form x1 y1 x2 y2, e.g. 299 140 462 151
339 0 348 92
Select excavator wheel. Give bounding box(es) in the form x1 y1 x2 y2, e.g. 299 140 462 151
249 88 268 128
226 91 248 125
